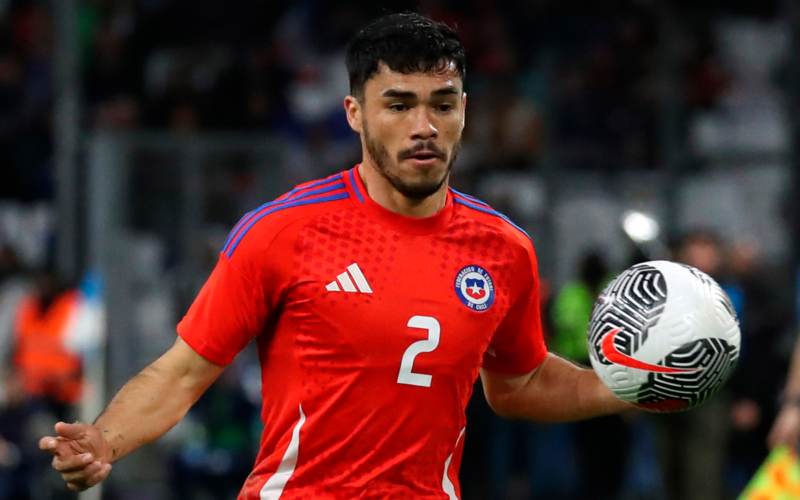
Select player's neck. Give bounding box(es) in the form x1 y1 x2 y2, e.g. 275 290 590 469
357 162 448 219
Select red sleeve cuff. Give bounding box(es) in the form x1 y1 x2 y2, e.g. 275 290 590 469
177 323 235 366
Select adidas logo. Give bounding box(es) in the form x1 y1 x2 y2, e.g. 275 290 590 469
326 263 373 293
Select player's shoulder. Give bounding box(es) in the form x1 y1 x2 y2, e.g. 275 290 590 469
221 171 352 259
450 188 536 257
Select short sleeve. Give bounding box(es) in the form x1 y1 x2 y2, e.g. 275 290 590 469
481 243 548 375
177 219 293 365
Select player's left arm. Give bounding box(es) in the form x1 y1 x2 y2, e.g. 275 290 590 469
480 236 630 422
480 355 631 422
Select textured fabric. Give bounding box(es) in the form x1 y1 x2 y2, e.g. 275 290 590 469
178 167 547 500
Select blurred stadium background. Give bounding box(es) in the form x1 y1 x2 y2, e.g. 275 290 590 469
0 0 799 499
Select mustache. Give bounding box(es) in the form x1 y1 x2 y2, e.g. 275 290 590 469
397 141 448 161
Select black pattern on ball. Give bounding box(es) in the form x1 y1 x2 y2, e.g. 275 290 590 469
636 337 738 411
588 264 667 365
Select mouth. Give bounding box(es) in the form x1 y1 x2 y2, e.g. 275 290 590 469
406 151 444 166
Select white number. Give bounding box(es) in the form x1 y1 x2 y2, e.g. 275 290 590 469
397 316 440 387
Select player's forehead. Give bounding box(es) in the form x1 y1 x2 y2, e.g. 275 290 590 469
363 62 463 100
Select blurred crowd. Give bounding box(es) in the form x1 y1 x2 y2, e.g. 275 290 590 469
0 0 797 499
0 0 782 201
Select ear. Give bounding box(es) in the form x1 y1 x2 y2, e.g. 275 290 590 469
344 95 362 133
461 92 467 131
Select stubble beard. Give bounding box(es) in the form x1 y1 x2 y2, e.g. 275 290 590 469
363 120 459 201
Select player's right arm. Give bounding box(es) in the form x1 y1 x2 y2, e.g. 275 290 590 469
39 337 225 491
39 207 296 491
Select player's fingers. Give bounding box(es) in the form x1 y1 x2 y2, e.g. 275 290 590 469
55 422 86 440
52 453 94 473
61 461 103 483
64 463 112 492
39 436 59 452
40 436 77 460
84 463 112 488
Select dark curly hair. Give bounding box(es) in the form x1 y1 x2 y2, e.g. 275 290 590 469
346 12 466 99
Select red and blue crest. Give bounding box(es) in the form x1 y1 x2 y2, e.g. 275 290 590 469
455 265 495 311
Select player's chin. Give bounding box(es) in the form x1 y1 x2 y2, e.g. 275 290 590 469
389 171 446 199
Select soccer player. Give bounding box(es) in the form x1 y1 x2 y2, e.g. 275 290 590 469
40 13 630 498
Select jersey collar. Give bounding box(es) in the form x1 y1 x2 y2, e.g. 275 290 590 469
344 165 454 235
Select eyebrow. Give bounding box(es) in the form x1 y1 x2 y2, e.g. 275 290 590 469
380 86 461 99
432 86 460 97
381 89 416 99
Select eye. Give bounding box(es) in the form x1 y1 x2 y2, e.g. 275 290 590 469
389 103 408 112
437 104 453 113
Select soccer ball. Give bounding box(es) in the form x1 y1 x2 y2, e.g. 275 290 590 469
588 261 740 412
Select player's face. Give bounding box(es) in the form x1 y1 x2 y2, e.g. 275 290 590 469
347 63 466 200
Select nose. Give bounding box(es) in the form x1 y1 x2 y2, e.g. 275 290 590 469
409 108 438 141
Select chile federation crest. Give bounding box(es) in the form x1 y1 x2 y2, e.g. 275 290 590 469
455 265 495 311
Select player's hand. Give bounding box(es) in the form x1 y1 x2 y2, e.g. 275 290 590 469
768 404 800 450
39 422 114 491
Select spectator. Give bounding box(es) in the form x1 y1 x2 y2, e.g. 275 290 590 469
723 241 795 492
659 231 731 500
1 265 80 500
12 268 83 417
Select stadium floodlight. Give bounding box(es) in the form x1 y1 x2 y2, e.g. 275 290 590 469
622 211 660 244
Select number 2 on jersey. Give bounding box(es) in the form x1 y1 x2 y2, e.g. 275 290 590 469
397 316 440 387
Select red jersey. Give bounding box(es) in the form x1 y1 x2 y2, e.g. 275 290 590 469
178 166 547 500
